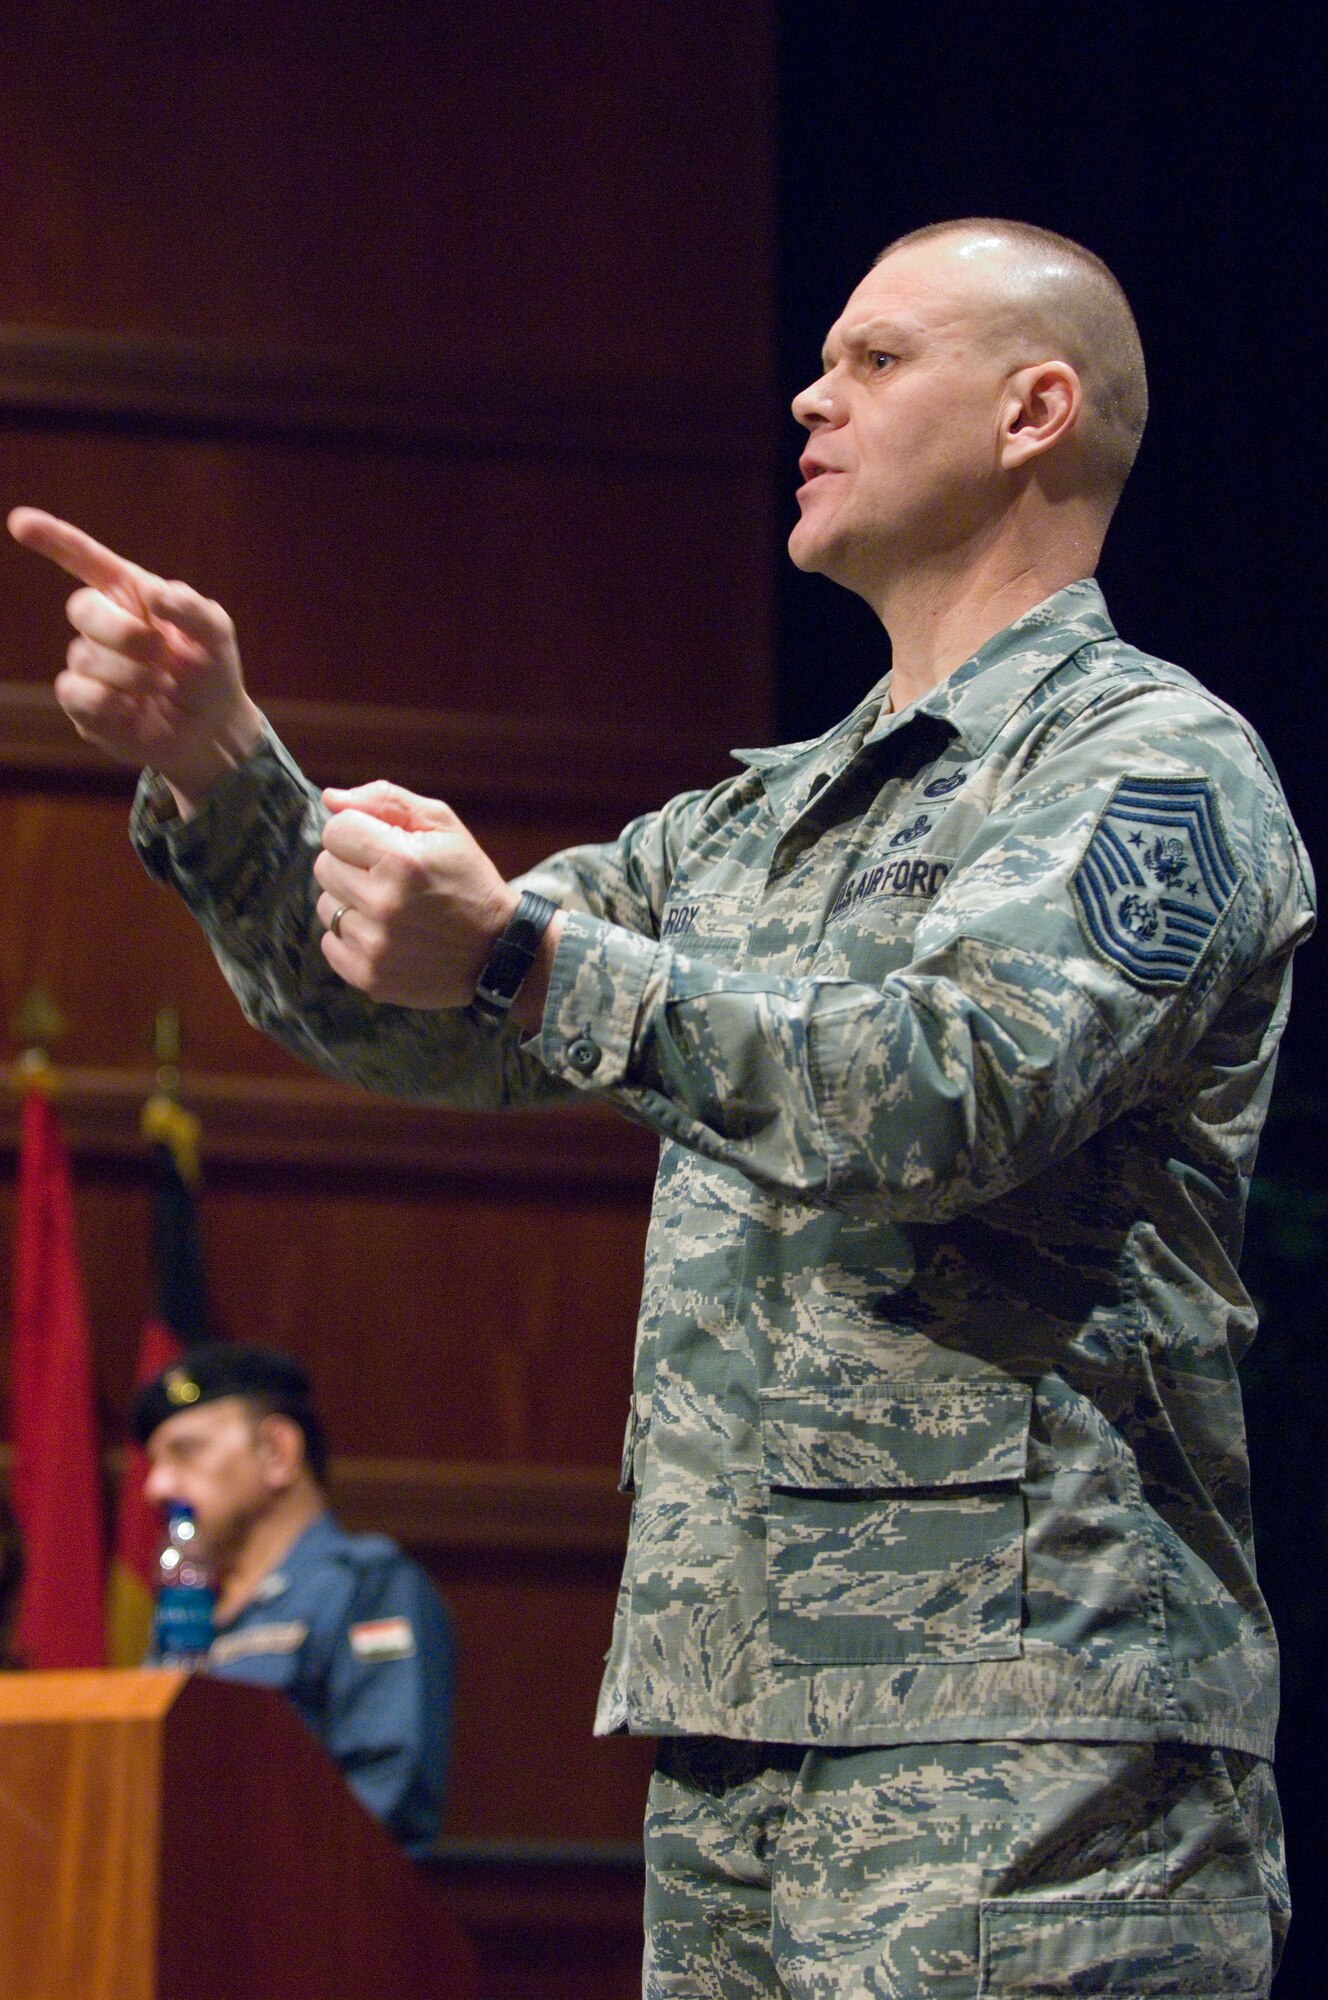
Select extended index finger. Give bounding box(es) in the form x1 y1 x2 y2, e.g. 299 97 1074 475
8 507 153 609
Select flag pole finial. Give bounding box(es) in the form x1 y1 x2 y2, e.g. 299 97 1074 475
142 1008 201 1185
11 986 66 1096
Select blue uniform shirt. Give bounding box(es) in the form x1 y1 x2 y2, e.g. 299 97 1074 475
202 1511 453 1857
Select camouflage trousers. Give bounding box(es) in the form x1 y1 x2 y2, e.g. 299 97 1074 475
643 1737 1288 1998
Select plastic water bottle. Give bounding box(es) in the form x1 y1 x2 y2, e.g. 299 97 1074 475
152 1503 216 1667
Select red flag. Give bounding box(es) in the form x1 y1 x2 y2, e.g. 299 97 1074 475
107 1317 182 1662
10 1085 106 1668
107 1099 207 1664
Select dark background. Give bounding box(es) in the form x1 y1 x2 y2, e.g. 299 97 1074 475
777 6 1326 1992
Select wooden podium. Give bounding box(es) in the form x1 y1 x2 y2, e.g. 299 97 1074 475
0 1670 479 2000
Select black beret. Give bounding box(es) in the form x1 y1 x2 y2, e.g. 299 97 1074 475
129 1343 325 1478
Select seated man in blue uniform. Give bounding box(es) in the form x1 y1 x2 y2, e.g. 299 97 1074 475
131 1342 453 1858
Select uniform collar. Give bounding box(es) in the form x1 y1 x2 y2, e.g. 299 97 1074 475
870 577 1117 757
734 578 1116 804
238 1508 339 1609
730 696 886 818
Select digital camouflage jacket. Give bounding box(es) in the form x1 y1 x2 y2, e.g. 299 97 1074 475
134 581 1315 1758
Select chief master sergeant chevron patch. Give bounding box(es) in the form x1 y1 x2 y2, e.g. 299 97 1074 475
1072 776 1240 986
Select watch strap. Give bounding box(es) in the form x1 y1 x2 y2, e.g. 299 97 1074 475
471 890 560 1022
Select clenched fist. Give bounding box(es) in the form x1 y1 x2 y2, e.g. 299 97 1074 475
314 781 524 1009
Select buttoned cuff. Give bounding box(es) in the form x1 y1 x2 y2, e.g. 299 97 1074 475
536 909 662 1090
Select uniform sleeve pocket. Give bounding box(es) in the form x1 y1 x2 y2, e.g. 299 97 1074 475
979 1894 1271 1996
761 1380 1030 1667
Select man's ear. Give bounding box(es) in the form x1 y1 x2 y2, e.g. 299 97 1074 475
256 1412 306 1489
999 360 1082 470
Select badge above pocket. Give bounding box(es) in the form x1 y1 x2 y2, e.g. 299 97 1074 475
1072 777 1239 987
209 1620 308 1667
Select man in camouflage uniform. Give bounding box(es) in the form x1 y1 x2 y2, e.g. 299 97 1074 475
12 218 1313 1996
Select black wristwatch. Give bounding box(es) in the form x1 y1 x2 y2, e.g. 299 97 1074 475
471 890 560 1023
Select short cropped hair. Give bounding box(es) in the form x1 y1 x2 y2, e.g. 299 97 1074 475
878 218 1148 501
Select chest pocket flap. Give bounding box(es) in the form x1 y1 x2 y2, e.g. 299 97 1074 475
761 1381 1031 1667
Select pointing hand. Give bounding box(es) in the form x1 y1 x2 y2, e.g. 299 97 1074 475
8 507 264 813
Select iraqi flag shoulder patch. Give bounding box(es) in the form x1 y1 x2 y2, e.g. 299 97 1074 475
1072 776 1239 987
349 1615 417 1663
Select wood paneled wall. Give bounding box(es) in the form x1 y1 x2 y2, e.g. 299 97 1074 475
0 2 777 1851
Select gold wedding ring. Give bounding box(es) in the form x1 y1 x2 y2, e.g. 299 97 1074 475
330 905 348 939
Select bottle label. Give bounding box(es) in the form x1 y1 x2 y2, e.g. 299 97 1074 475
155 1585 217 1662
